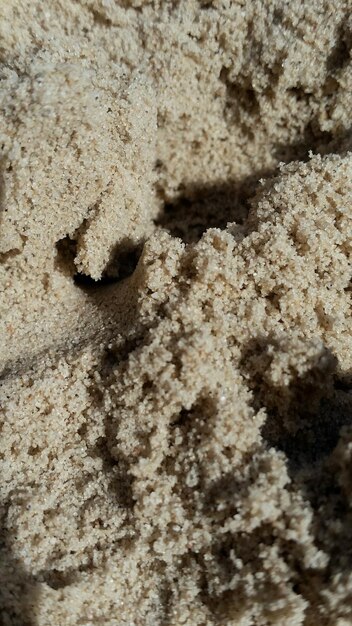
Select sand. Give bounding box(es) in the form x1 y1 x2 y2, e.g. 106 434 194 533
0 1 352 624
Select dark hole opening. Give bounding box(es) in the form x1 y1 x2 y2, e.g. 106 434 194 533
56 236 141 288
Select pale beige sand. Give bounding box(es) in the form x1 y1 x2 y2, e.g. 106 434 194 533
0 1 352 625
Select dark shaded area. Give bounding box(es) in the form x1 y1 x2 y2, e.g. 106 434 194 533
89 434 135 510
326 23 352 73
274 117 334 164
73 245 141 288
334 375 352 393
264 392 352 473
0 170 5 208
0 248 23 264
154 172 271 244
170 407 192 428
202 470 252 520
36 568 78 591
56 234 142 287
86 5 112 27
72 272 119 287
0 504 38 626
240 335 352 583
155 117 352 246
240 336 352 474
157 579 173 626
274 119 352 165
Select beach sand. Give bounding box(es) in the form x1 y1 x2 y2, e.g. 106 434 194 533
0 2 351 624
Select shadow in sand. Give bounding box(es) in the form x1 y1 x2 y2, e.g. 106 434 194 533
242 338 352 478
240 335 352 475
326 22 352 73
0 504 39 626
240 334 352 584
154 171 273 244
56 234 143 287
274 121 352 165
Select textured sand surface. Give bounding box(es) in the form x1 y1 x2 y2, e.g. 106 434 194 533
1 1 352 624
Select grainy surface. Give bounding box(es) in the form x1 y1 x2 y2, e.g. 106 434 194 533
0 2 352 625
